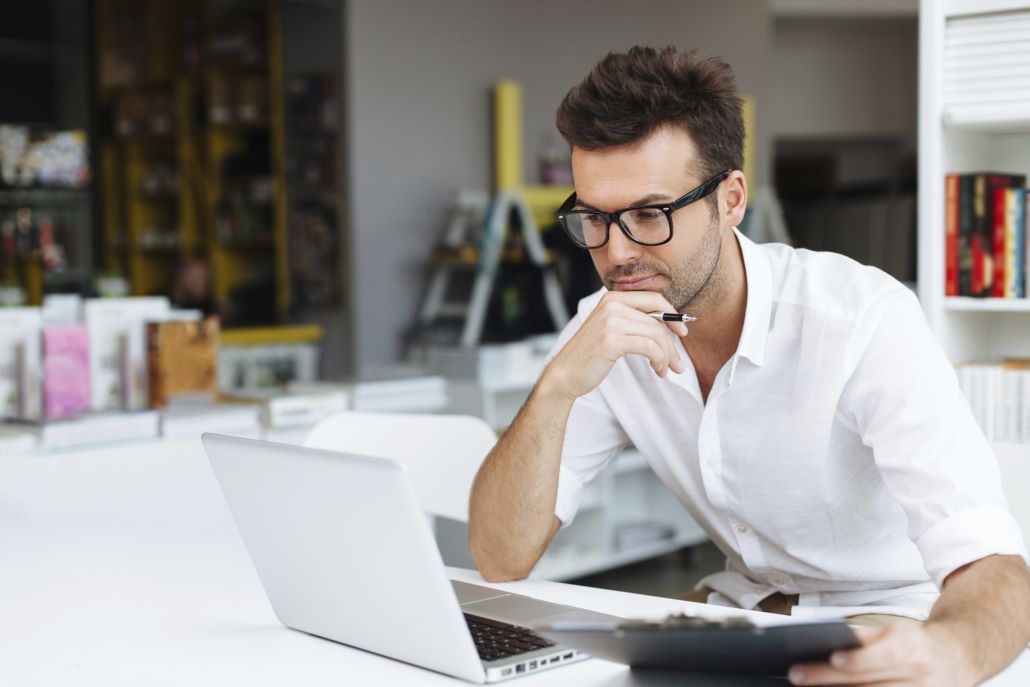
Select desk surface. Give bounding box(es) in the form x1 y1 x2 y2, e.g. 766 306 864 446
2 438 1028 686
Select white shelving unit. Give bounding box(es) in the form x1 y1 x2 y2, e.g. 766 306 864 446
918 0 1030 369
532 448 709 581
446 370 708 581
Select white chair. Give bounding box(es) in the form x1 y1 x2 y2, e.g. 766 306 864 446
995 443 1030 555
302 411 497 524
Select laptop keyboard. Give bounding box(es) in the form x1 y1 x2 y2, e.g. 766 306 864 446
464 613 557 662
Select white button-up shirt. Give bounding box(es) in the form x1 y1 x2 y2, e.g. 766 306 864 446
550 229 1027 619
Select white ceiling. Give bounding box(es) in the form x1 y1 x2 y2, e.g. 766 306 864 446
771 0 918 17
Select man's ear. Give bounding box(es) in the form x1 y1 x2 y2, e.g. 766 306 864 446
722 172 748 228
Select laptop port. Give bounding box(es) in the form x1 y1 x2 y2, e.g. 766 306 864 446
515 663 525 674
549 657 560 664
562 652 574 660
501 667 512 676
528 660 537 670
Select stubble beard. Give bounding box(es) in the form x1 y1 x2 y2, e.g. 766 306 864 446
602 210 723 312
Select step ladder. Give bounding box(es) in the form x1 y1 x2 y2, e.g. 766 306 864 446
418 188 570 348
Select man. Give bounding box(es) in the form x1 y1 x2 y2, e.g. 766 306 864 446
468 47 1030 686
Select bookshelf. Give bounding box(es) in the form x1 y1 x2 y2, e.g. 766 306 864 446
918 0 1030 366
96 0 292 323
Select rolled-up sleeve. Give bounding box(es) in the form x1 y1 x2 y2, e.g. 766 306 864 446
553 388 627 527
841 288 1028 588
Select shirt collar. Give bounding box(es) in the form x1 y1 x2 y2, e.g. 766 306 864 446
732 227 773 369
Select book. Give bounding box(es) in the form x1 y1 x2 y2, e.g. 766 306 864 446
41 324 90 420
0 307 42 420
85 297 170 412
958 174 974 296
146 317 220 409
1005 188 1018 299
218 388 348 428
290 367 449 414
992 187 1007 298
970 173 1025 297
956 360 1030 443
159 401 261 440
1019 190 1028 299
6 410 159 450
945 174 959 297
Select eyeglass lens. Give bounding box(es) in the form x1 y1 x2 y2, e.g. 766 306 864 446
564 207 670 248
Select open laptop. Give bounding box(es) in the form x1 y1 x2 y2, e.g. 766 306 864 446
202 433 621 683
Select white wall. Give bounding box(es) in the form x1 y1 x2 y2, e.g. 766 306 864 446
771 16 918 142
344 0 773 370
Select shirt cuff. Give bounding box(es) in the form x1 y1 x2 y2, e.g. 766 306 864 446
553 462 585 528
915 507 1029 589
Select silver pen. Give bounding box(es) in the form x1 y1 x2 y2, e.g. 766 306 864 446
648 312 697 323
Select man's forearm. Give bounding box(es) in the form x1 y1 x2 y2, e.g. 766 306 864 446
468 376 576 581
927 554 1030 684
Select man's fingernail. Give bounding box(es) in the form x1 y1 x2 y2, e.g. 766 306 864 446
789 668 805 683
831 652 847 667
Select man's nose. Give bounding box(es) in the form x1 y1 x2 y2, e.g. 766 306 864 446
603 220 644 264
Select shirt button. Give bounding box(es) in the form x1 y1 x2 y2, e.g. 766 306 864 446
736 523 749 534
773 577 786 586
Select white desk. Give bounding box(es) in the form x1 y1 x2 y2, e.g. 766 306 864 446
2 438 1028 686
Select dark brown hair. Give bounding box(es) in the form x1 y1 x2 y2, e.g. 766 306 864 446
556 46 744 181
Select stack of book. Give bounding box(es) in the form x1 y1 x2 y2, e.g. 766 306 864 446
944 173 1028 298
218 386 349 430
158 397 261 441
291 366 448 414
0 295 218 450
426 336 557 391
956 360 1030 444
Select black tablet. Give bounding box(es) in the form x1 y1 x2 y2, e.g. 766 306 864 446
536 614 862 677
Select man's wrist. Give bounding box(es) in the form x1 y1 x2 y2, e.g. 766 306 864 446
924 620 981 686
534 365 579 407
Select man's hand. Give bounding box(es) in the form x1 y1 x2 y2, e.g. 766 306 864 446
542 291 688 402
788 622 976 687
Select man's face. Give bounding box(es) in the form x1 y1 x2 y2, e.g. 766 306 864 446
570 126 724 311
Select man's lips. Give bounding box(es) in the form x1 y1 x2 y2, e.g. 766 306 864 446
611 274 659 290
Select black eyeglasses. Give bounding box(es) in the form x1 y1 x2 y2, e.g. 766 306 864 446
555 171 730 249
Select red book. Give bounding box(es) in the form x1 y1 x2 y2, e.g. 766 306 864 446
945 174 959 296
993 188 1007 298
970 173 1026 297
971 232 984 297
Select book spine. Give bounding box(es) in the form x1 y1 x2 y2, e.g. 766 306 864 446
146 322 164 409
1021 191 1029 299
973 174 1028 297
992 186 1007 298
959 175 974 296
42 325 91 420
945 174 960 297
1005 188 1018 299
971 174 987 297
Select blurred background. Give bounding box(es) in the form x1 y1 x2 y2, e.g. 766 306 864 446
0 0 918 380
0 0 929 592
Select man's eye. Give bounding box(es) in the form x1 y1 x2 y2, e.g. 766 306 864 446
630 209 663 223
583 214 606 226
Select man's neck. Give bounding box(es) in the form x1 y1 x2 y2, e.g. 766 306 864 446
680 229 748 365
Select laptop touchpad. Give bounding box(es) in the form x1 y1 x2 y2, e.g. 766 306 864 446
464 595 576 624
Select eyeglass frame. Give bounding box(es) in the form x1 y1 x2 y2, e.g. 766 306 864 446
555 170 731 249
